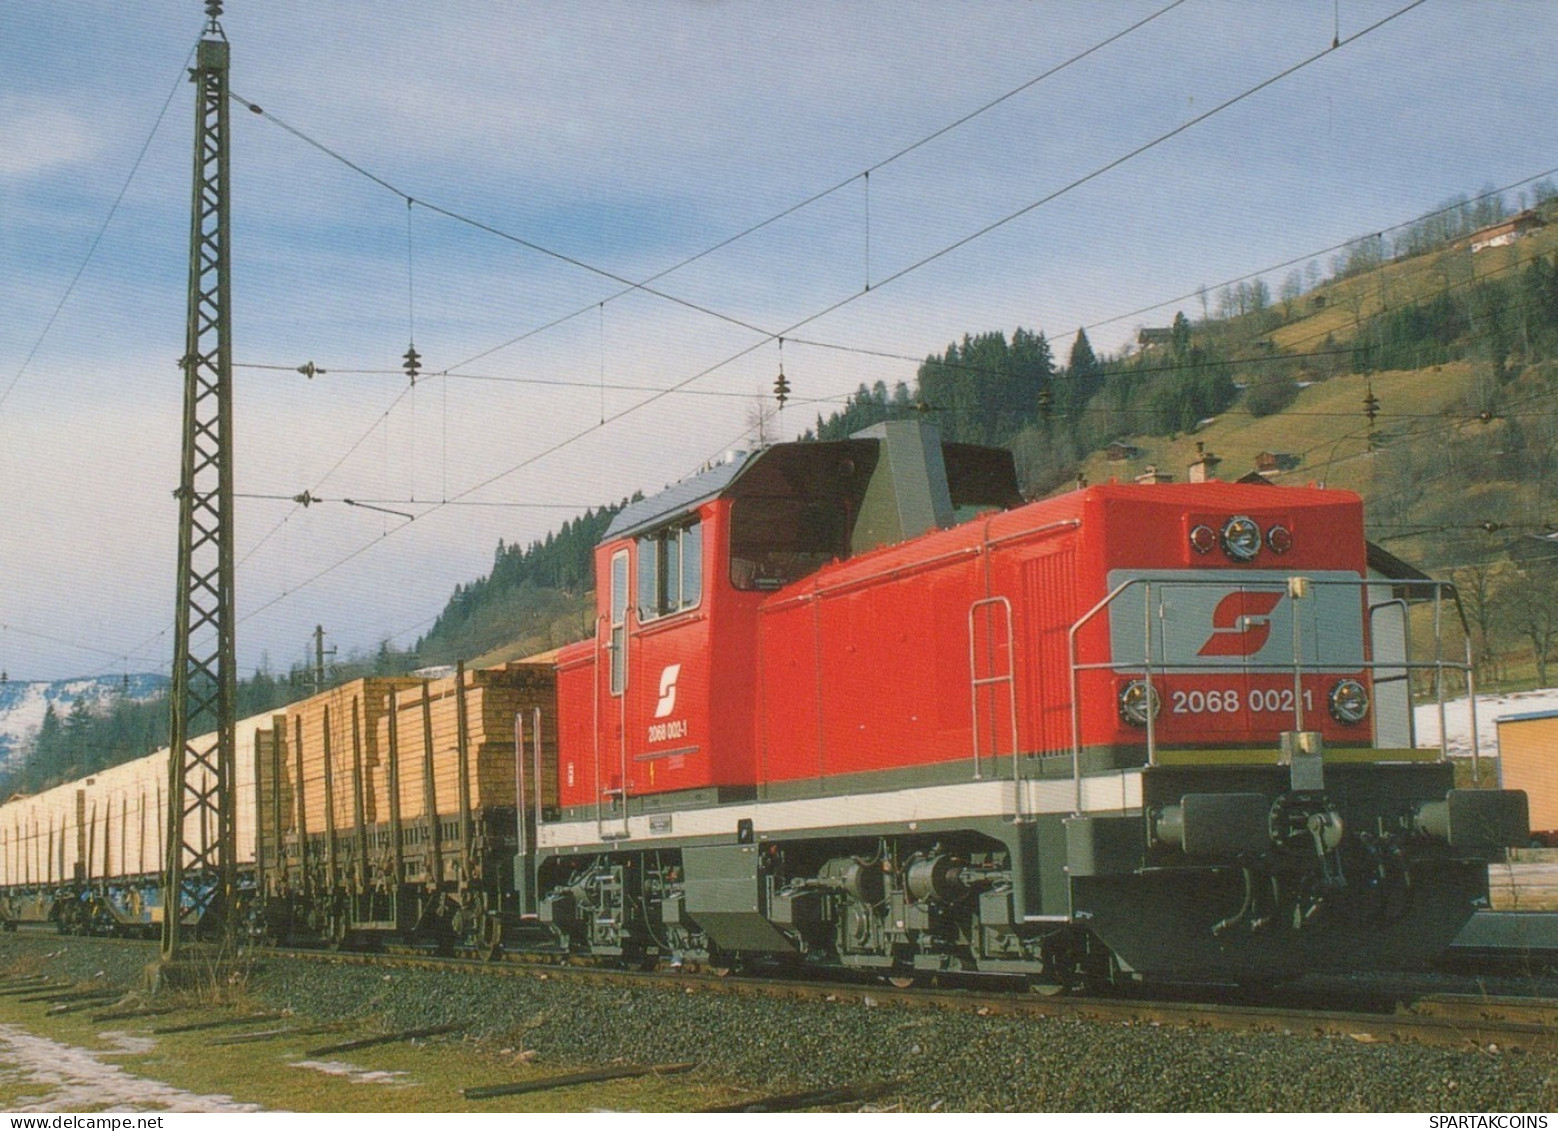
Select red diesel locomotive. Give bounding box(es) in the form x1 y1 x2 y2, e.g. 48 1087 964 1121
526 421 1528 987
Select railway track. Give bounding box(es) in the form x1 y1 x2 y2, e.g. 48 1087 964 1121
248 942 1558 1056
7 924 1555 1056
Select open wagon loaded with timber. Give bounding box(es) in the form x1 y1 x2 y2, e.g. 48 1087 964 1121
253 662 557 950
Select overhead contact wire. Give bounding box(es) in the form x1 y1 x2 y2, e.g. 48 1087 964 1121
0 42 197 417
230 0 1427 639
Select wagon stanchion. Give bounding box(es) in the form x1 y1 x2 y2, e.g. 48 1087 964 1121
293 715 309 903
351 696 369 902
321 706 339 897
455 661 476 904
386 691 406 909
420 681 442 888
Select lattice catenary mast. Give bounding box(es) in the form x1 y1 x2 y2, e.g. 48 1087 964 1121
163 1 237 960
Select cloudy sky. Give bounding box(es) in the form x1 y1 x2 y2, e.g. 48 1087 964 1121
2 0 1555 681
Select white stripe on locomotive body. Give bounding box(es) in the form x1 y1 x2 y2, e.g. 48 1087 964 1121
1104 569 1366 673
536 772 1146 853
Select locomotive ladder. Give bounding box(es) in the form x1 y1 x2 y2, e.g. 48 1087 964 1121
512 707 546 918
968 597 1023 822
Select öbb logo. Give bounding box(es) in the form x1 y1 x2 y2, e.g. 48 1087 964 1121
654 663 681 718
1197 592 1283 657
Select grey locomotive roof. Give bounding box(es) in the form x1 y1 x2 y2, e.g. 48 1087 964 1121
602 450 761 542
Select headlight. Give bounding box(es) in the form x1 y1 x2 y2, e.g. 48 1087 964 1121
1119 679 1160 727
1266 524 1293 554
1221 516 1261 561
1328 679 1370 725
1189 524 1218 555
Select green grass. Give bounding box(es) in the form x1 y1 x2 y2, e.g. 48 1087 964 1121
0 962 743 1113
1076 361 1477 494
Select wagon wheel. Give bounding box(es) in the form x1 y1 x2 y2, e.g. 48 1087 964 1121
886 975 916 990
479 914 504 961
469 895 504 960
326 908 350 950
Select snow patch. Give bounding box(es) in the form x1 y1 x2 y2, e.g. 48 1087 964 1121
0 1022 263 1112
0 675 165 774
291 1059 415 1086
1414 688 1558 758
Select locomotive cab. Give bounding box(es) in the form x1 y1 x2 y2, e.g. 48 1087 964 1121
553 424 1022 825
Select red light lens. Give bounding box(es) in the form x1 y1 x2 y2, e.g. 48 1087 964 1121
1267 525 1293 554
1189 524 1217 555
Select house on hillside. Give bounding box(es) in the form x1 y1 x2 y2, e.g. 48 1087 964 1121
1254 450 1299 476
1134 465 1173 485
1136 327 1174 351
1105 441 1140 463
1468 209 1547 252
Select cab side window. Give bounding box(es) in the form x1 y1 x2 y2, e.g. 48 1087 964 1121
636 520 702 621
609 549 629 694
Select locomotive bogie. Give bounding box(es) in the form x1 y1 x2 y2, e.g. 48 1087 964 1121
530 745 1522 983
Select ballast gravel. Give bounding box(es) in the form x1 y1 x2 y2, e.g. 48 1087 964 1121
1 934 1554 1112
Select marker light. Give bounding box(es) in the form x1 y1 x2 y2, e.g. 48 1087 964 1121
1221 516 1262 561
1119 679 1161 727
1328 679 1370 725
1266 525 1293 554
1189 524 1218 555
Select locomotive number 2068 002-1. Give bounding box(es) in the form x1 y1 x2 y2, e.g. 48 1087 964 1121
1170 687 1315 715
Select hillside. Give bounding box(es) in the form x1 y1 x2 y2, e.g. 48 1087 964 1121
0 675 167 781
455 196 1558 675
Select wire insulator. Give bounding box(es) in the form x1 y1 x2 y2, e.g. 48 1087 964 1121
403 344 422 385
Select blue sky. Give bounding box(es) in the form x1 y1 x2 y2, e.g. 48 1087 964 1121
2 0 1556 681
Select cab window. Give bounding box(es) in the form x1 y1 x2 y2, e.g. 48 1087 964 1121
636 520 702 621
609 550 629 694
729 497 847 591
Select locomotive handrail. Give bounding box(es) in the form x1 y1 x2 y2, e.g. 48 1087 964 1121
968 596 1020 820
1066 575 1479 812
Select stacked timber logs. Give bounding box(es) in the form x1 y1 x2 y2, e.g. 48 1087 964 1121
258 662 558 902
374 662 559 825
267 677 421 893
